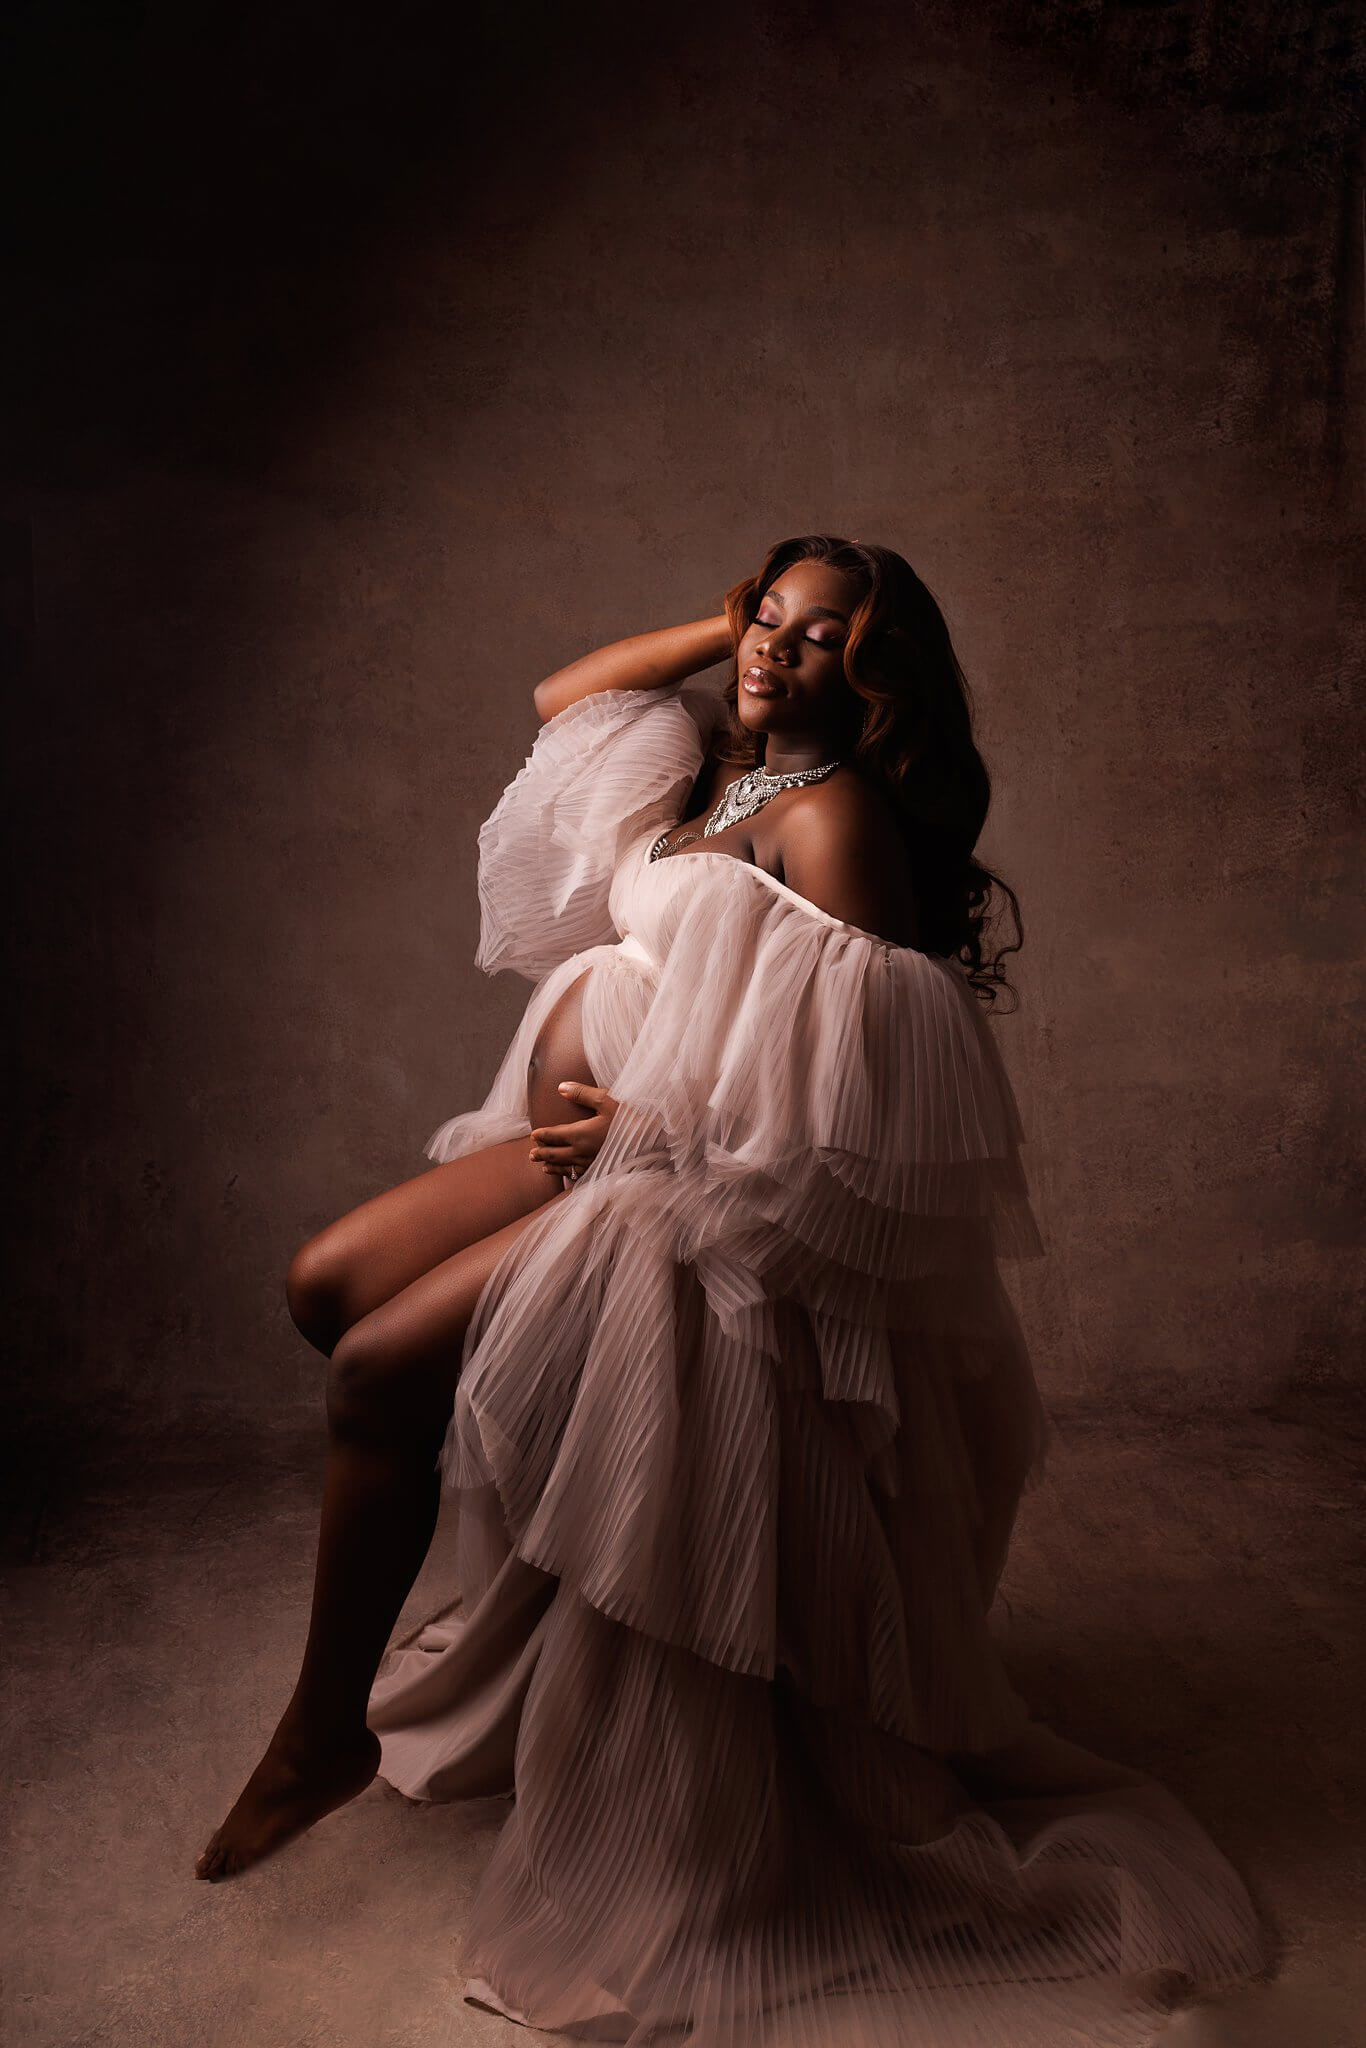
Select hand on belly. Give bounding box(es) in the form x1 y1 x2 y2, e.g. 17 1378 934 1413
526 969 620 1185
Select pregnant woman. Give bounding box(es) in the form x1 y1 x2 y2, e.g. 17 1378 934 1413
196 534 1271 2045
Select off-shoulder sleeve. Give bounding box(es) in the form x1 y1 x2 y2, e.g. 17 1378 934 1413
593 858 1045 1314
473 682 718 980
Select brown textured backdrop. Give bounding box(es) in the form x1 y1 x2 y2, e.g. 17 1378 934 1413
3 0 1362 1446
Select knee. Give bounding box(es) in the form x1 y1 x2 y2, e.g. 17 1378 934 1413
325 1324 393 1442
285 1236 349 1356
326 1322 443 1448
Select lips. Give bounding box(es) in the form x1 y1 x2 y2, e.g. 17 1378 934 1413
742 665 785 697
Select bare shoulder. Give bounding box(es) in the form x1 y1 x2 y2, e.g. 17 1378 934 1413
776 769 920 947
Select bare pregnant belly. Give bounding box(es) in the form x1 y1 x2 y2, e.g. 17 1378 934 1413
526 968 599 1130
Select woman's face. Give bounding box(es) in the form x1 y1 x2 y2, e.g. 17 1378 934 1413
735 559 864 745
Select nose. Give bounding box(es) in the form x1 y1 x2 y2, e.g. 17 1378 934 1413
756 627 797 664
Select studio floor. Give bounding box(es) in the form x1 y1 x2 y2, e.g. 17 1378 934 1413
3 1391 1361 2048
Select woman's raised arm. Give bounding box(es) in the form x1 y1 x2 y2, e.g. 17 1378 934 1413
532 612 732 722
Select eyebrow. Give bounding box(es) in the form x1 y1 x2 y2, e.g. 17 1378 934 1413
760 587 850 625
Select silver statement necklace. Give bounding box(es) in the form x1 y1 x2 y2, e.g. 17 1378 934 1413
648 755 843 862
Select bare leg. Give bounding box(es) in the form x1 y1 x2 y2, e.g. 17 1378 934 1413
283 1132 581 1358
195 1173 571 1881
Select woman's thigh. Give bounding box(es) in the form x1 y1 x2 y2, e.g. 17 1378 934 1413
328 1190 572 1439
287 1134 563 1354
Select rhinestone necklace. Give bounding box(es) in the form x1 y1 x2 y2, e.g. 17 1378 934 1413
648 755 843 862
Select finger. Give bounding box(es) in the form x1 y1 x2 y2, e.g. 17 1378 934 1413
556 1081 604 1108
534 1120 592 1149
532 1135 593 1175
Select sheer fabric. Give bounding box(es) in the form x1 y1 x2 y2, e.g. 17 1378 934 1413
367 683 1270 2045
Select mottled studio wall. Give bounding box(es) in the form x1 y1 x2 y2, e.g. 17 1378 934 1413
4 1 1362 1442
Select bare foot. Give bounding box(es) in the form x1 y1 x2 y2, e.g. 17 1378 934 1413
195 1726 381 1881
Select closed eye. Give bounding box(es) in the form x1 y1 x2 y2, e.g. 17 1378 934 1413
755 608 840 646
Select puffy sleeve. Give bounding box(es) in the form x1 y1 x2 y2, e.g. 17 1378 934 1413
473 681 721 980
592 858 1045 1319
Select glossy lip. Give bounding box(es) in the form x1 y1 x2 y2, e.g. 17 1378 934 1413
741 664 785 693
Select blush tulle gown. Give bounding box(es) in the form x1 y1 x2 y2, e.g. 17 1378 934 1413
366 681 1271 2045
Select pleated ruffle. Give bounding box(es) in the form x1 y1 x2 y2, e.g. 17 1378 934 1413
458 1587 1269 2048
472 681 715 982
442 1162 1042 1736
603 837 1046 1290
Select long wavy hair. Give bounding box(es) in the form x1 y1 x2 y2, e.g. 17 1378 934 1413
715 534 1024 1008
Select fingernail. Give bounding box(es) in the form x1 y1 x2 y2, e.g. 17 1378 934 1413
557 1083 572 1094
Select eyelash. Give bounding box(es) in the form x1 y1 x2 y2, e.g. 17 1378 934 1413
755 610 834 646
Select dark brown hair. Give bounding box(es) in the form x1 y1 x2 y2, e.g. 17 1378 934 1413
716 533 1024 1007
